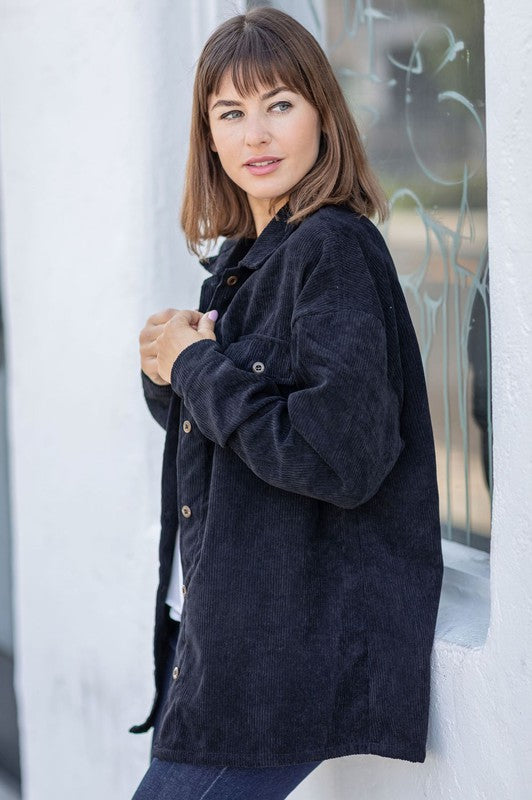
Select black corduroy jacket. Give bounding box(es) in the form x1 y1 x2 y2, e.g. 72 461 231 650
129 202 444 768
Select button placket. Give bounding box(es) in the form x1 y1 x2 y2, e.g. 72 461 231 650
206 267 249 321
173 393 202 691
172 598 188 682
177 405 203 605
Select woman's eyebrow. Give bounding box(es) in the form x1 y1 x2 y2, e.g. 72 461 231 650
210 85 292 112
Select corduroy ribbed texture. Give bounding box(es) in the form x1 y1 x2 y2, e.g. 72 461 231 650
130 203 444 768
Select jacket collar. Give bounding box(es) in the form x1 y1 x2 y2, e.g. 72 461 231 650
238 202 293 270
199 202 293 274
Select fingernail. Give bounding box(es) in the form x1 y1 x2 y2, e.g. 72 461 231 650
207 310 218 321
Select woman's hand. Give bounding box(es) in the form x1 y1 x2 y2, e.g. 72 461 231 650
139 308 179 386
156 308 218 384
140 308 218 386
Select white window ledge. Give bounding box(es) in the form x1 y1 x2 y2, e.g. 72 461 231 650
434 539 491 649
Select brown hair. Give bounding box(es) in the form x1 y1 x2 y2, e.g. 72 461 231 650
181 6 388 256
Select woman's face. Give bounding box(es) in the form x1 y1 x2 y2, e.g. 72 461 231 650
207 71 322 234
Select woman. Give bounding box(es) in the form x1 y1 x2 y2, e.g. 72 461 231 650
131 6 443 799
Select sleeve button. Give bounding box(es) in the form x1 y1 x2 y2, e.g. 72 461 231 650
252 361 265 373
172 666 180 680
181 505 191 518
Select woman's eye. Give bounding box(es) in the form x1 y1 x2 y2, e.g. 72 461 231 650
272 101 292 112
220 101 292 120
221 110 243 120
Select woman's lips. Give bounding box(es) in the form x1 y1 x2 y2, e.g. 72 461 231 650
244 159 283 175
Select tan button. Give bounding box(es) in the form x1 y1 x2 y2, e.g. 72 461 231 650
252 361 265 373
181 505 191 518
181 584 187 596
172 666 180 680
183 420 192 433
226 275 238 286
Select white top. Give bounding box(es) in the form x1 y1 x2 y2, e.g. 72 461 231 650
165 523 183 621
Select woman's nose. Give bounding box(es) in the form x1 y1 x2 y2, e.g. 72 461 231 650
244 116 271 147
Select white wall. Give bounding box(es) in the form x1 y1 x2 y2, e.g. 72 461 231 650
0 0 531 798
0 353 13 653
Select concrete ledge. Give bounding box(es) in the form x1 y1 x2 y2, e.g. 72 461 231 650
435 539 491 648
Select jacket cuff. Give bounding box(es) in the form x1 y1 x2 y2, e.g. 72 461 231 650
170 338 221 396
141 369 174 400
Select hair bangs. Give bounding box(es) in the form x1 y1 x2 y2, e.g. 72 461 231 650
207 28 310 108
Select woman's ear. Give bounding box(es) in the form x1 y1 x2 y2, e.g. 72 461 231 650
209 135 217 153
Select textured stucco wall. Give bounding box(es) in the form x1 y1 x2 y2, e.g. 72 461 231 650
0 0 530 798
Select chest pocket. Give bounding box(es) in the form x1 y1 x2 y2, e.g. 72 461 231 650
223 335 294 386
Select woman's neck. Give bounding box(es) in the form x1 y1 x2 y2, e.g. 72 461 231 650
248 195 289 237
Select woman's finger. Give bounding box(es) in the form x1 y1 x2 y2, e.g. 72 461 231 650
139 322 168 345
147 308 179 325
176 309 204 325
140 338 160 357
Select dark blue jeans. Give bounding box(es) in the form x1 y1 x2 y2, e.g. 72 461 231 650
131 611 322 799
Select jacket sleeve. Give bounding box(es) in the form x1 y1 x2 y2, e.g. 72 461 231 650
169 307 404 509
141 369 173 430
